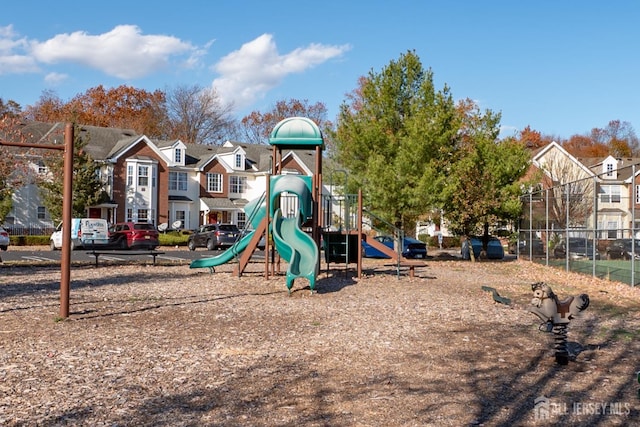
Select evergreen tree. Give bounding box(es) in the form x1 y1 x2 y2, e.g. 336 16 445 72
333 50 459 230
38 125 104 222
333 51 531 238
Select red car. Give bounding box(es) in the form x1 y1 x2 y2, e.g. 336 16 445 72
109 222 159 250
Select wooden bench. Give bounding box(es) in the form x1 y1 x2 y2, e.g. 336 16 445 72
86 250 165 267
385 261 428 278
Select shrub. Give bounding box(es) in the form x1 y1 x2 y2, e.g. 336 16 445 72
10 235 50 246
158 231 189 247
426 235 460 249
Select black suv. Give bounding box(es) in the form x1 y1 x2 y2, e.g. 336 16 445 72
188 223 241 251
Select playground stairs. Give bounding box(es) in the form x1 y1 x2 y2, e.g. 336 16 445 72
362 234 398 260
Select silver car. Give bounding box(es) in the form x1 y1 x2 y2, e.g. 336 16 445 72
187 223 241 251
0 226 10 251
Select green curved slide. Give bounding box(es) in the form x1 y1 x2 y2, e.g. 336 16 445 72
189 229 259 269
272 208 319 292
189 175 320 292
268 175 319 291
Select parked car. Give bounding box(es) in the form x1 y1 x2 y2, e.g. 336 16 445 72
50 218 110 250
0 226 10 251
604 239 640 260
241 229 267 251
510 237 545 255
362 235 428 259
553 238 600 260
109 222 159 250
461 236 505 260
188 223 242 251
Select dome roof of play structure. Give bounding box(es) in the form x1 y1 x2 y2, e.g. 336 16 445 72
269 117 324 148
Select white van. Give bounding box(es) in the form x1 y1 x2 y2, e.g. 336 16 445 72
50 218 110 250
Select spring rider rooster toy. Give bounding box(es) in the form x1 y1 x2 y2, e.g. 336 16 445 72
529 282 590 365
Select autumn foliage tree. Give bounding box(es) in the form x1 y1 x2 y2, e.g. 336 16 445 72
237 99 332 145
562 134 608 157
24 86 167 137
23 84 239 145
518 126 553 149
0 115 34 222
0 98 22 118
560 120 639 158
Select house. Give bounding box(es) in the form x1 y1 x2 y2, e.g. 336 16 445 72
582 154 640 239
531 141 640 240
5 122 320 232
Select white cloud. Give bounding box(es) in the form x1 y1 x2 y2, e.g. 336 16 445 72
0 25 39 74
29 25 196 79
212 33 350 111
0 54 39 75
44 72 68 85
499 124 519 138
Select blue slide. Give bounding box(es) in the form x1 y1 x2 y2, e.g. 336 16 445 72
190 175 320 292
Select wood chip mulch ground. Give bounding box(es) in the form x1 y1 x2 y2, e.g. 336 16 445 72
1 255 639 426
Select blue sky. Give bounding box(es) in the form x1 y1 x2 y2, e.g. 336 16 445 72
2 1 639 140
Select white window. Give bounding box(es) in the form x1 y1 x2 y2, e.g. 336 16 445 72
235 153 243 169
175 148 182 163
229 176 246 194
169 172 188 191
636 185 640 204
37 206 46 220
138 209 149 222
127 165 134 186
138 166 149 186
600 185 621 203
175 210 185 228
207 173 222 193
37 161 47 174
237 212 246 229
126 208 133 222
606 163 614 176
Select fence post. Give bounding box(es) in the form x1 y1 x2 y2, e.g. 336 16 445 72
633 164 636 287
545 188 550 266
593 175 597 278
529 188 533 260
565 182 570 271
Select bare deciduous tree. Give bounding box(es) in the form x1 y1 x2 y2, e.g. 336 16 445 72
537 149 595 229
165 84 235 145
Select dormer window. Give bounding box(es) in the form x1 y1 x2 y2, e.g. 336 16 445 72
175 148 182 163
235 153 243 169
602 157 617 179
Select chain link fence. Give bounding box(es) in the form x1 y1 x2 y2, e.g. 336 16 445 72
518 162 640 286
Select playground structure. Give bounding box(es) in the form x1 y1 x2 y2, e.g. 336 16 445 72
189 117 417 292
